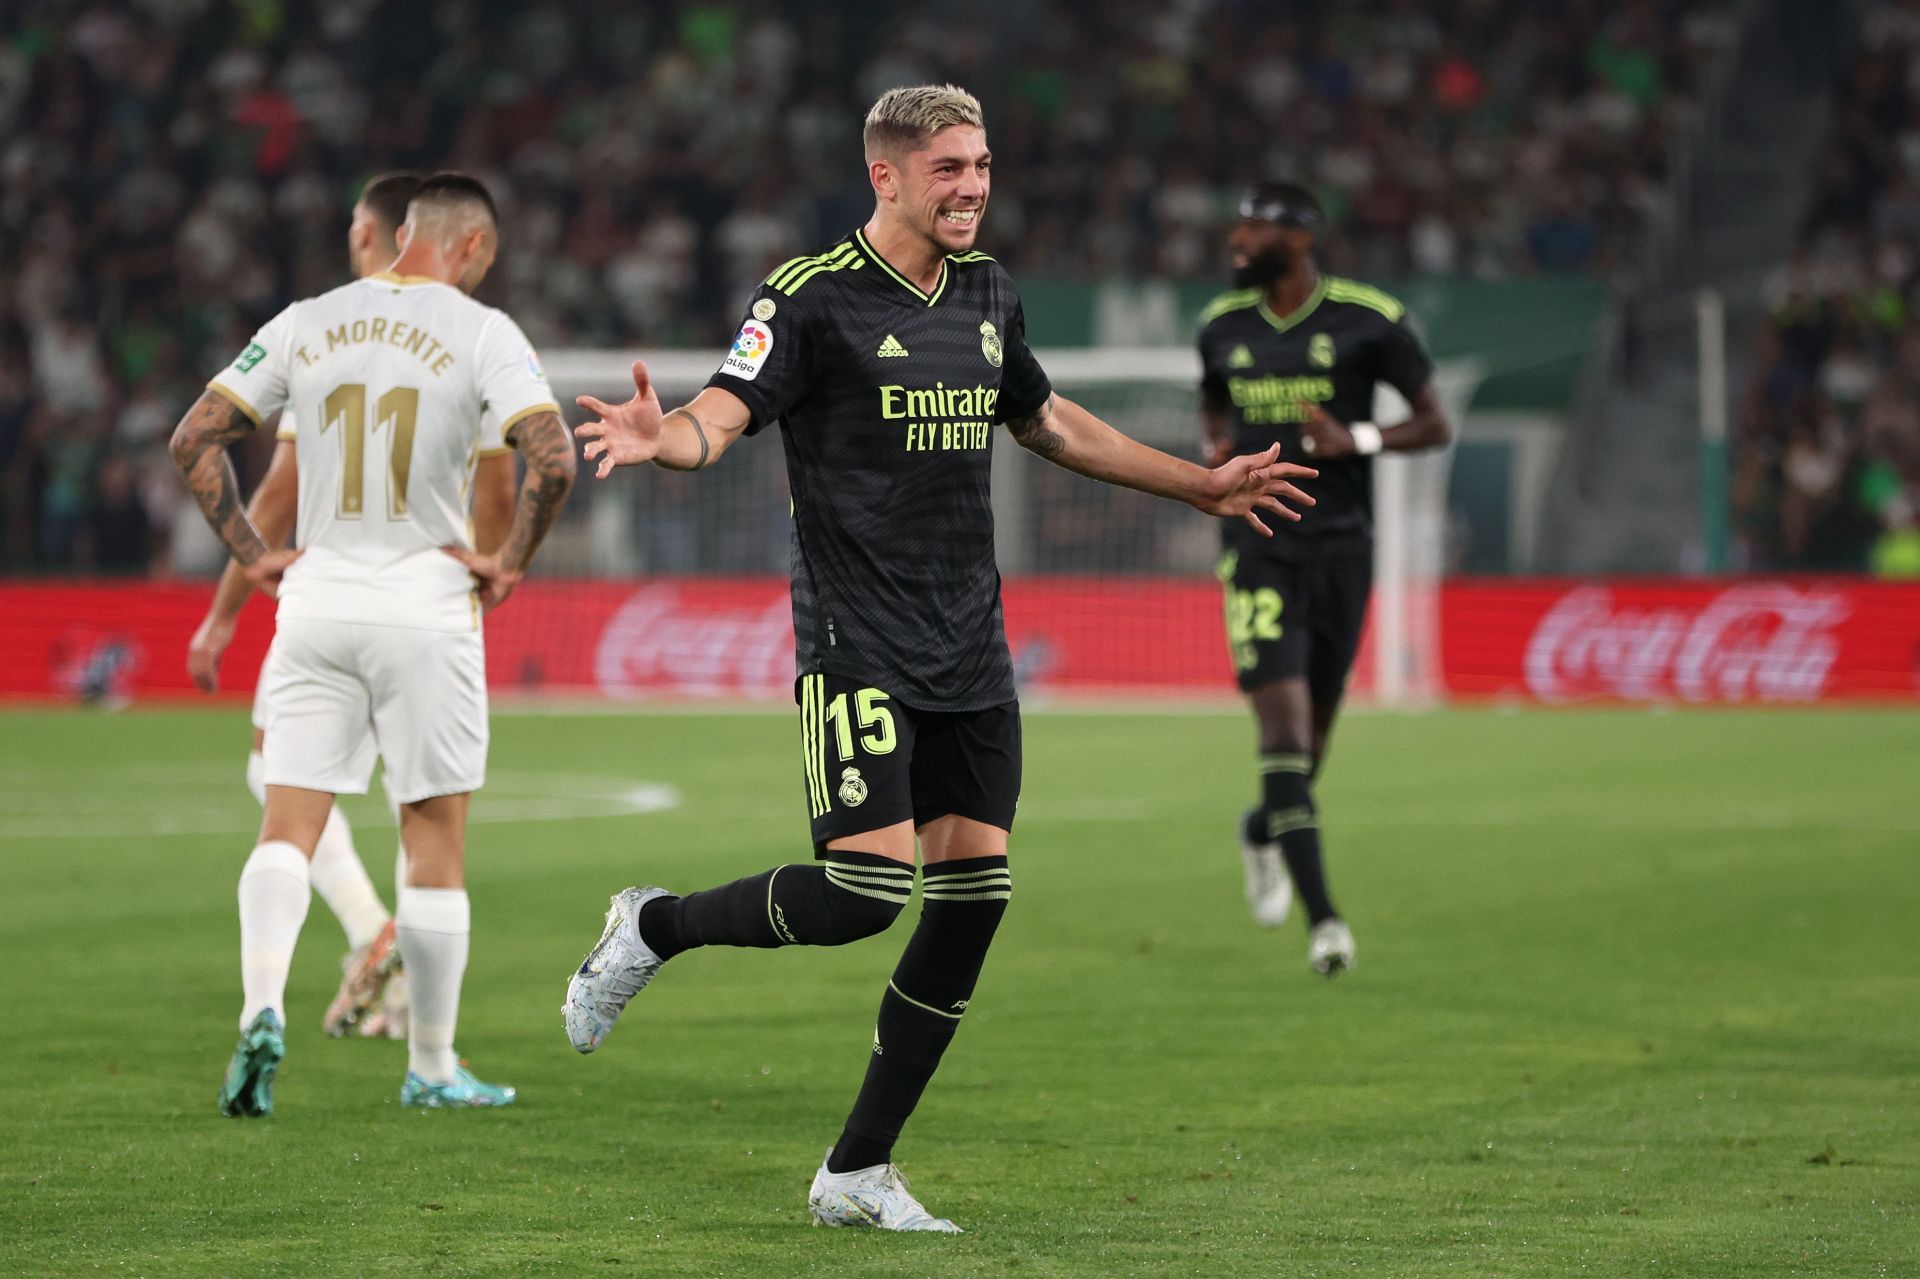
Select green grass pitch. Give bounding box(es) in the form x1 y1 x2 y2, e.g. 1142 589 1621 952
1 705 1914 1277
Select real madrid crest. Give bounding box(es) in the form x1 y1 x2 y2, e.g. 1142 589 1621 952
1309 333 1335 368
980 320 1003 368
839 767 868 807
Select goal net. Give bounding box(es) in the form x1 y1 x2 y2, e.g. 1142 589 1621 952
502 349 1477 707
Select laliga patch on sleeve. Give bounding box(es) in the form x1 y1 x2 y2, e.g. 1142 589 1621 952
719 321 774 382
234 342 268 373
525 349 548 383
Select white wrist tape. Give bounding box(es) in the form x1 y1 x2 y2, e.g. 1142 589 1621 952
1349 422 1384 455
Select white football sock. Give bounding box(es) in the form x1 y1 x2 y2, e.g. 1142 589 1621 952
308 806 389 950
396 887 469 1083
249 750 388 950
395 841 409 893
237 840 311 1030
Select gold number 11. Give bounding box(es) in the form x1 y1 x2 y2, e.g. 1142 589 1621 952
321 383 419 519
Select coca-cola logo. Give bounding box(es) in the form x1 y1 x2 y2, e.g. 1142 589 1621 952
1524 585 1848 703
593 586 795 697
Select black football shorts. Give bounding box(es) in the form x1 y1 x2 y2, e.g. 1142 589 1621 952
1216 548 1372 703
795 671 1021 850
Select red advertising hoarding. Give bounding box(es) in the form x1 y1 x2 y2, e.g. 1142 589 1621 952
2 577 1916 704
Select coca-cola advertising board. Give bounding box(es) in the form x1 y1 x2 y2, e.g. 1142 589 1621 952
1 577 1916 704
1440 579 1920 702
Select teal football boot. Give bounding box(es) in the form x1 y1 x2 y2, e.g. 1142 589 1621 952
400 1063 516 1108
217 1009 286 1117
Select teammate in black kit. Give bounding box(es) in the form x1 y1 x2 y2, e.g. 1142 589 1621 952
1198 181 1453 975
561 87 1318 1232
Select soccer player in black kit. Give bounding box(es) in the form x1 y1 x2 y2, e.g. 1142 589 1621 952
1198 182 1453 975
560 87 1319 1232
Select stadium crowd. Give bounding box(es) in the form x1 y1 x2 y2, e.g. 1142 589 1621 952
1734 1 1920 575
1 0 1716 575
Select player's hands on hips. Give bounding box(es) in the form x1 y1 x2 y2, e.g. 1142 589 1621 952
186 614 235 693
576 359 665 478
1200 442 1317 536
243 548 301 600
442 547 522 613
1298 403 1357 458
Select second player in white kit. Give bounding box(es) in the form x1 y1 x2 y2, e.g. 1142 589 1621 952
170 173 578 1115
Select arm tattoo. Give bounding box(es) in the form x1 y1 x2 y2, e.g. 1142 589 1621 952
169 393 267 565
1006 394 1067 461
664 406 710 470
501 411 578 574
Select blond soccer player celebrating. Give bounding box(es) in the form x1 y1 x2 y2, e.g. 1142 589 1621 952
564 85 1316 1231
171 174 575 1115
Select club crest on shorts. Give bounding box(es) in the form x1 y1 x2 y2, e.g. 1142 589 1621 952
1309 333 1335 368
838 767 868 807
979 320 1003 368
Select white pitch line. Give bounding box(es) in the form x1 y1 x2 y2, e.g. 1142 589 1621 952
0 772 682 840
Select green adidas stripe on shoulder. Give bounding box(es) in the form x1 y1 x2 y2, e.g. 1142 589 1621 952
1199 289 1261 324
1326 278 1406 321
768 244 854 292
764 255 812 289
779 244 861 296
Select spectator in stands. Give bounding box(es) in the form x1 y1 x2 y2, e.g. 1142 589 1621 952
1 0 1723 573
1739 2 1920 575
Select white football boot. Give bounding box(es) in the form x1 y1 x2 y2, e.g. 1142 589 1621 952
1241 841 1293 928
563 887 670 1053
1308 917 1356 977
808 1155 962 1233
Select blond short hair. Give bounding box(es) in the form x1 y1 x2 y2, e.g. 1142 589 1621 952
862 84 985 158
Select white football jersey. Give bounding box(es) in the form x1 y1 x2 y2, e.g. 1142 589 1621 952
209 273 557 631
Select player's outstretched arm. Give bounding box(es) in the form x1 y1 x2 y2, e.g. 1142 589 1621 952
170 390 301 593
187 440 299 692
443 411 576 612
1007 393 1318 537
575 359 753 477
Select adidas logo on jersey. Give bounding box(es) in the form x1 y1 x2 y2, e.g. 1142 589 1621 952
1228 345 1255 369
876 334 910 358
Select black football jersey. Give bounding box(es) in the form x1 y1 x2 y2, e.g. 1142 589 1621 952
1198 277 1433 559
707 229 1053 711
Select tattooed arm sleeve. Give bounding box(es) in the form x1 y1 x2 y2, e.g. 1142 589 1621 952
498 411 578 575
169 390 271 566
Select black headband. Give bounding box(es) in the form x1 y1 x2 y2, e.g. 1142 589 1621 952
1239 191 1320 230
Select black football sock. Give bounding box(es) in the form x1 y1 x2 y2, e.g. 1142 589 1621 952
827 856 1011 1174
637 852 912 961
1260 754 1339 925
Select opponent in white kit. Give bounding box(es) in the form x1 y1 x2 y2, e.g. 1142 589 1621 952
169 173 576 1114
186 171 523 1041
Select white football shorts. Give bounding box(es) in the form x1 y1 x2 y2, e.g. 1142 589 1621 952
260 618 487 804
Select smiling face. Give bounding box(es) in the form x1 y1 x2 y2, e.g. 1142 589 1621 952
873 123 991 255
